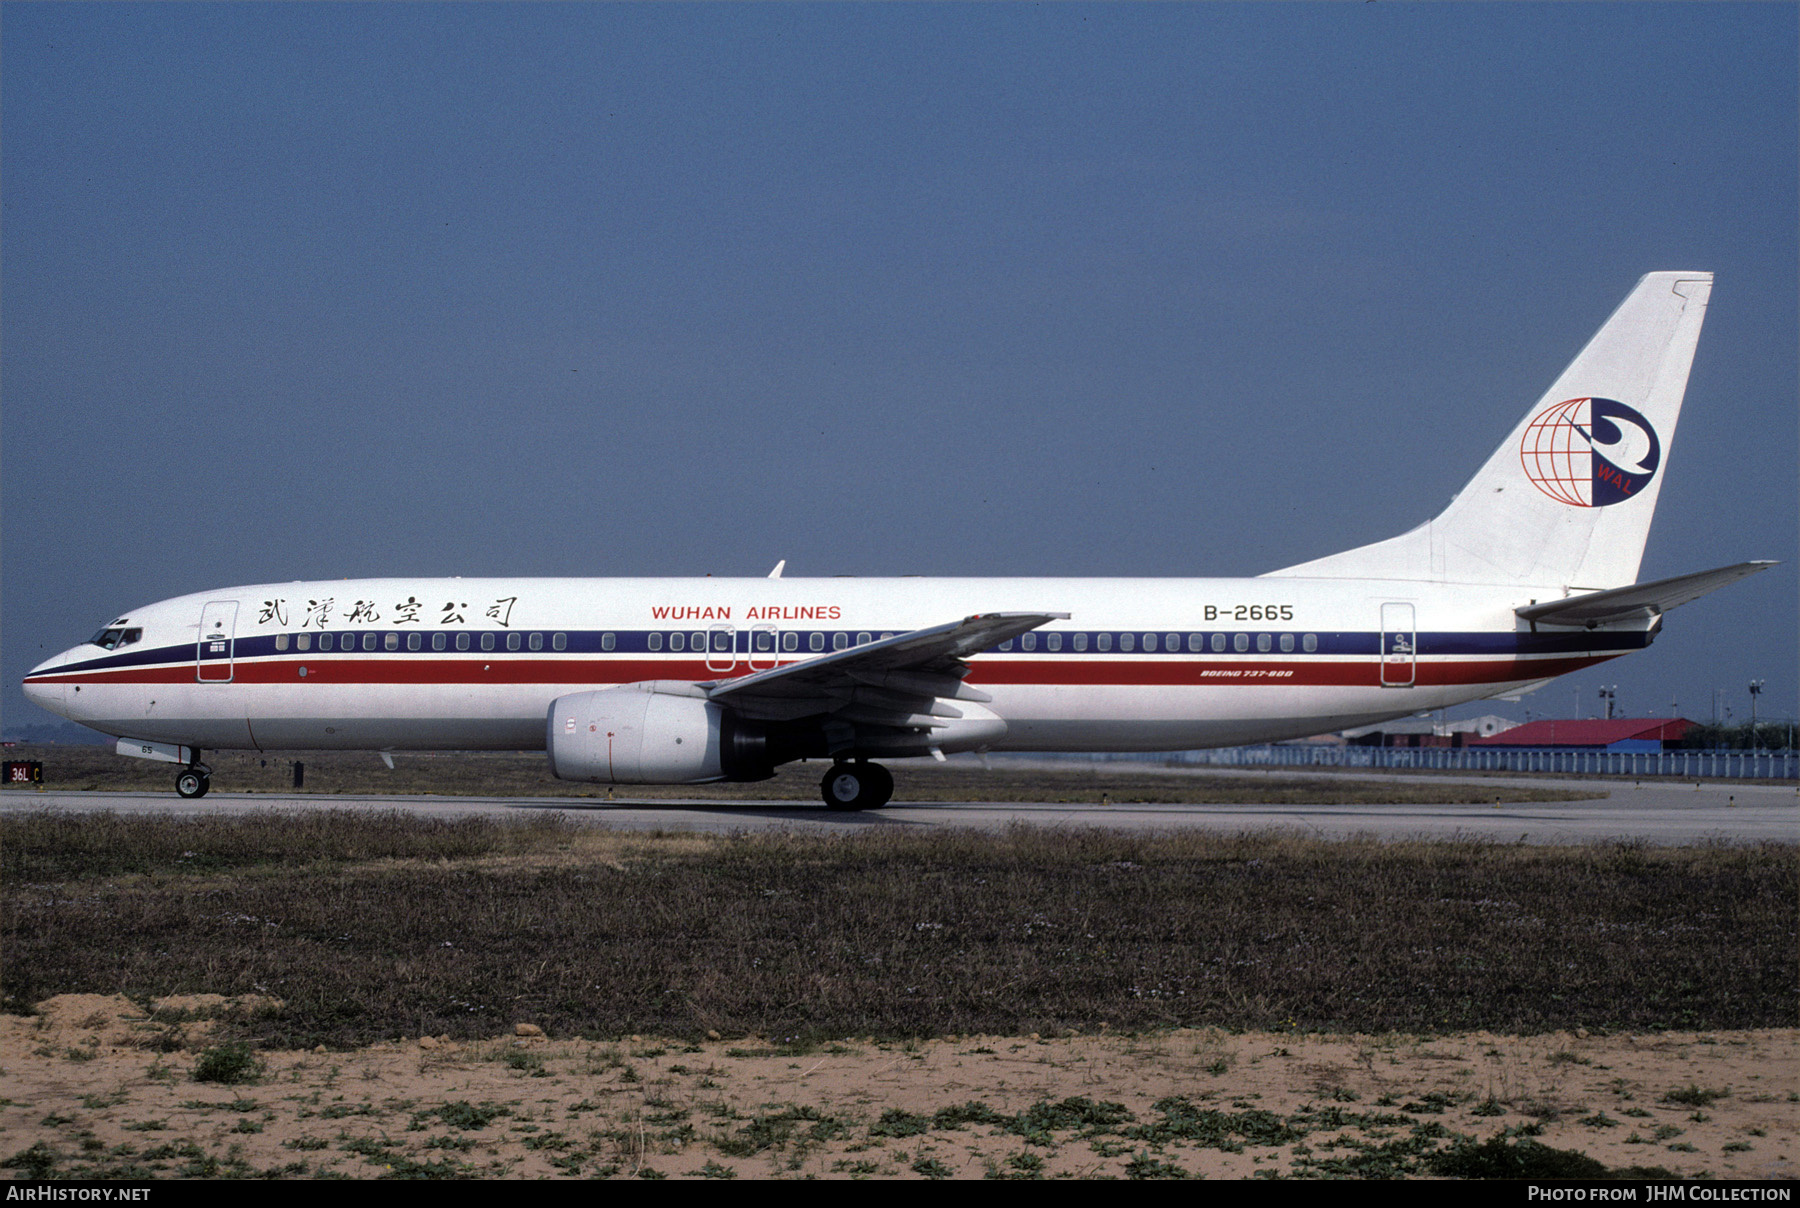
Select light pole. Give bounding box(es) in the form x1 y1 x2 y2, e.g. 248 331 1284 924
1748 680 1764 749
1597 686 1617 720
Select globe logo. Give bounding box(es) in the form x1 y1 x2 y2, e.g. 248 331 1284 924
1519 397 1661 507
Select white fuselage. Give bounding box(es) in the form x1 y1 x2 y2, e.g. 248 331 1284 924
22 574 1645 755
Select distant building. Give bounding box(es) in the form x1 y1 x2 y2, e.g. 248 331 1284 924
1467 718 1695 752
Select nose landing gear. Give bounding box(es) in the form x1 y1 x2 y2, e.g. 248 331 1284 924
820 761 893 810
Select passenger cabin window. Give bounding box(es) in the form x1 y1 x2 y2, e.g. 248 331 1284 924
810 633 825 652
670 632 685 652
1141 634 1156 652
1188 634 1203 653
691 632 706 652
1211 633 1226 653
481 633 496 652
318 633 334 651
1119 633 1135 652
297 633 312 651
1279 633 1294 653
456 633 471 651
1073 633 1088 652
363 633 378 652
833 633 849 651
1303 633 1318 653
432 633 446 651
600 633 615 651
1020 633 1036 652
856 631 872 646
1234 633 1249 652
999 639 1013 652
782 631 798 652
1046 633 1062 652
755 631 773 652
552 633 566 651
648 633 663 652
505 632 521 652
275 634 289 651
528 633 543 651
407 633 421 652
1096 633 1112 652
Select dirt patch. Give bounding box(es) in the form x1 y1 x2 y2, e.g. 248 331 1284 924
13 992 283 1056
2 997 1792 1179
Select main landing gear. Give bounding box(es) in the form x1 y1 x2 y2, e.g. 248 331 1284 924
175 760 212 799
820 761 893 810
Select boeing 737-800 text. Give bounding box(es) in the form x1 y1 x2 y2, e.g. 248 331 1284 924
23 272 1772 807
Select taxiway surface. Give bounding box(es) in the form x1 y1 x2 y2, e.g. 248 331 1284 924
4 775 1794 845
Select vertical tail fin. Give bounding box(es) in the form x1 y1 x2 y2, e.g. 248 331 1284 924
1265 271 1713 588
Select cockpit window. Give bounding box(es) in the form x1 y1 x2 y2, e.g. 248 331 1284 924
88 626 143 651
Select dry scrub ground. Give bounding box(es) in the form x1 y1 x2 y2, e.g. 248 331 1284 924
2 995 1792 1180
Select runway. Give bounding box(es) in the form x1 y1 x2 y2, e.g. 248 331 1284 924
4 774 1794 845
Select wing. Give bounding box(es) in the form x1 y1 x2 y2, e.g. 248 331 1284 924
705 611 1067 726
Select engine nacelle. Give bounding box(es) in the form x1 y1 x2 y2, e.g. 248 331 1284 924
547 682 769 784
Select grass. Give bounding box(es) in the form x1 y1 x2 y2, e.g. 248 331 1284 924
1661 1085 1730 1108
3 1068 1756 1181
192 1042 263 1085
0 805 576 881
421 1101 512 1131
3 810 1792 1044
1425 1135 1680 1180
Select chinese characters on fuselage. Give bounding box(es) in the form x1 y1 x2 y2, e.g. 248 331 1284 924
268 595 523 629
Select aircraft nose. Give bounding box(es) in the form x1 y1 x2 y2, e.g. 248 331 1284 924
22 650 72 717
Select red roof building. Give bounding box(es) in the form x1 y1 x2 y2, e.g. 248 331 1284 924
1468 718 1695 751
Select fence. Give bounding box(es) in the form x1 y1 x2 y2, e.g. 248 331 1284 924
1095 746 1799 779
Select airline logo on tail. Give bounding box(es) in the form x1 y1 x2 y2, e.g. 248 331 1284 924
1520 397 1661 507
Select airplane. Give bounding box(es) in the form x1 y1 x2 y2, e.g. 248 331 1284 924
22 271 1774 808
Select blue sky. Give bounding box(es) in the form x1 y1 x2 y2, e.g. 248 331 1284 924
4 3 1795 733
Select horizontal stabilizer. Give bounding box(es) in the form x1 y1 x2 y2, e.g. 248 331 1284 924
1516 561 1776 627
